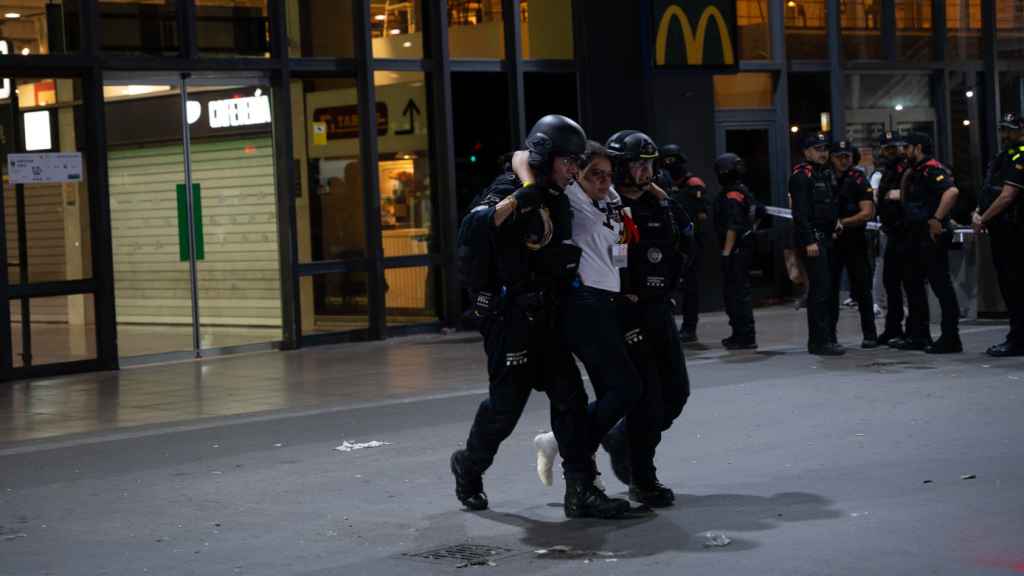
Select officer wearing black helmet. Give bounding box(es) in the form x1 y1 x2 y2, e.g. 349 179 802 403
790 132 845 356
599 130 693 507
451 114 631 519
902 132 962 354
871 131 915 346
715 152 763 349
656 144 708 343
972 112 1024 357
830 139 879 348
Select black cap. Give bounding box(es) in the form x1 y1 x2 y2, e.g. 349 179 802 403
831 139 854 154
879 131 905 146
999 112 1024 130
903 132 932 148
800 132 830 150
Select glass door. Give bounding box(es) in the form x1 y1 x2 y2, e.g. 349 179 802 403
103 72 281 360
2 77 97 371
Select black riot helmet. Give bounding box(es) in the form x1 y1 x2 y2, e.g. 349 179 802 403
714 153 746 186
606 130 659 187
524 114 587 181
658 143 688 180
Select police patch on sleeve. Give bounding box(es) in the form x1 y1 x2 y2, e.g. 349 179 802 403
647 247 663 264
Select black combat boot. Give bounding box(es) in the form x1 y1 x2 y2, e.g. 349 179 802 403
925 334 963 354
877 330 903 346
810 342 846 356
564 478 630 519
450 450 488 511
987 340 1024 357
628 476 675 508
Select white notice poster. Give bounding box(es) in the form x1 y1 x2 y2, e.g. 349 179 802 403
7 153 83 184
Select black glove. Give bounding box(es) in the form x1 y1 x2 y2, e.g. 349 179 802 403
513 184 545 213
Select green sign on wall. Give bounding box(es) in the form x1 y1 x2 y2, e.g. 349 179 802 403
176 183 205 262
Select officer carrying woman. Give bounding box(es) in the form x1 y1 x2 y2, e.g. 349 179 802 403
522 131 693 509
451 115 631 519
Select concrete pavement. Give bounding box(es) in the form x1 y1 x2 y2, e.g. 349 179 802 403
1 307 1023 575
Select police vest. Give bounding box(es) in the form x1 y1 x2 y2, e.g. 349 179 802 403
795 162 837 232
624 195 685 298
904 158 946 225
981 148 1024 225
877 159 908 233
837 169 866 219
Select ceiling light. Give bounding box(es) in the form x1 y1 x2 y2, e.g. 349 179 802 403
786 1 797 7
790 125 799 133
962 119 971 126
894 104 904 111
374 14 386 21
389 28 402 35
20 48 29 55
4 12 21 19
402 41 412 48
965 90 975 98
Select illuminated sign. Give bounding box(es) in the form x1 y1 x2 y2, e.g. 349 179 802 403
208 89 272 129
312 103 389 140
653 1 737 68
0 40 9 99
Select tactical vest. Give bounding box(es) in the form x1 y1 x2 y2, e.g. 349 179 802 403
624 195 685 299
904 158 944 225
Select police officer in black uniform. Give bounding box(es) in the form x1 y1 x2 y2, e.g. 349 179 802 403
656 144 708 343
601 131 693 508
872 132 915 346
902 132 962 354
973 112 1024 357
790 133 845 356
451 115 630 519
715 153 763 349
830 139 879 348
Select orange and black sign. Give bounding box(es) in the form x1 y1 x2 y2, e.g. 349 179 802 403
313 102 389 140
653 0 737 68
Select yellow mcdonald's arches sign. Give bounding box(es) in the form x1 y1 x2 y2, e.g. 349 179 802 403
655 3 736 67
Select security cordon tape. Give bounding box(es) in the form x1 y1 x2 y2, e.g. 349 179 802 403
763 206 975 242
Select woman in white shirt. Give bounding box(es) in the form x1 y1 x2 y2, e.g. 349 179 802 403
515 141 644 488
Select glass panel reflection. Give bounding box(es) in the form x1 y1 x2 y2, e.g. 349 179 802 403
521 0 573 60
10 294 96 367
195 0 270 57
374 71 432 256
301 270 370 334
385 264 437 325
286 0 355 58
448 0 504 59
99 0 178 54
371 0 423 59
785 0 827 60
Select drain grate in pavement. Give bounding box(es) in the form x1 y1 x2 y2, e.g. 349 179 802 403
403 543 516 564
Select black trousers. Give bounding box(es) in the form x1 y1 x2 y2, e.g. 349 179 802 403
680 238 702 330
831 233 878 341
721 237 755 339
911 231 959 338
800 238 836 350
989 224 1024 345
465 301 593 481
882 232 909 336
563 286 644 460
617 297 691 484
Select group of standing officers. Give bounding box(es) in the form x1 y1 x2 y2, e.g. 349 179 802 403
448 110 1024 520
791 112 1024 358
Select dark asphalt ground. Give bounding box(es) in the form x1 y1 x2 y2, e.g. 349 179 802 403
1 319 1023 575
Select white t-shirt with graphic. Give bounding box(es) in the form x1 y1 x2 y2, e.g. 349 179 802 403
565 182 624 293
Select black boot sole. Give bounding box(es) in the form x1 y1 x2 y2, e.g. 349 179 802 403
450 451 488 511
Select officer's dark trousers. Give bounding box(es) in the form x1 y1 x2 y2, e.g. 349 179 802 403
616 297 691 484
800 239 835 350
721 238 755 339
882 232 909 336
563 286 644 460
465 301 593 481
913 231 959 337
831 234 877 341
901 238 932 342
989 224 1024 345
680 238 702 331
